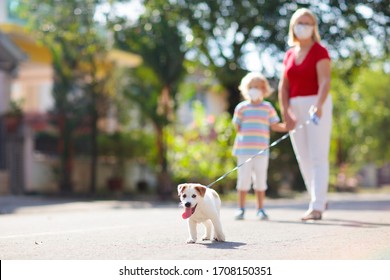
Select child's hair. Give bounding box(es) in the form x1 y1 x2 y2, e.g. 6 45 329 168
238 72 273 100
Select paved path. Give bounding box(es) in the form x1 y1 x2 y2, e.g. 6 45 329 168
0 191 390 260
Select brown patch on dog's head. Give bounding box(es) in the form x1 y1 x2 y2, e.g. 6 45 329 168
194 184 207 197
177 184 187 196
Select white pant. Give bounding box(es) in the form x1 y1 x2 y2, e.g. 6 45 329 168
236 155 269 192
289 95 332 212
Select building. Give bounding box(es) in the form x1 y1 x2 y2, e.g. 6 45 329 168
0 0 54 194
0 0 143 194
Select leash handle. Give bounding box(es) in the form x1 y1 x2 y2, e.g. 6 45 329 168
309 105 320 125
310 112 320 125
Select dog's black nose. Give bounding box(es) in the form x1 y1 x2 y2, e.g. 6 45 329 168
184 202 191 208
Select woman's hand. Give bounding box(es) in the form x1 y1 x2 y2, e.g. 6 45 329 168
284 108 297 130
309 105 322 118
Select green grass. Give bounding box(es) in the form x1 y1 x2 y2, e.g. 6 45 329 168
357 184 390 194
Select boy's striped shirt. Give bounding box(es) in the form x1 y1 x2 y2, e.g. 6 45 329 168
232 100 280 156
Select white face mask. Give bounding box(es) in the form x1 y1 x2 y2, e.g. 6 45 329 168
247 88 263 101
293 24 314 40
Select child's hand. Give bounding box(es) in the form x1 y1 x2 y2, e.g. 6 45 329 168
271 122 288 132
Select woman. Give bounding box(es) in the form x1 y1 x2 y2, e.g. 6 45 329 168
278 8 332 221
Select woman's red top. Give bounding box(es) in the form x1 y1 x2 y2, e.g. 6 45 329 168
283 42 330 98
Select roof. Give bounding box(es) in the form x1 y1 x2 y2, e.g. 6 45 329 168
0 31 27 73
0 23 51 65
0 23 142 69
107 49 142 68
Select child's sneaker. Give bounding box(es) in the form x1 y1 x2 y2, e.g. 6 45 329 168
234 208 245 220
257 208 269 220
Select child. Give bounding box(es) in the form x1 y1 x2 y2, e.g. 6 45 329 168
232 72 287 220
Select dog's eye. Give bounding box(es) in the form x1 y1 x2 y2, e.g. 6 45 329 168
183 194 186 198
192 194 196 198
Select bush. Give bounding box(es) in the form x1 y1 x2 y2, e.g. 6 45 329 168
98 130 157 177
168 101 237 194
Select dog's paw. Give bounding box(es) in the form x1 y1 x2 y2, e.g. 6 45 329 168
186 238 196 244
202 235 210 241
213 234 225 242
213 237 225 242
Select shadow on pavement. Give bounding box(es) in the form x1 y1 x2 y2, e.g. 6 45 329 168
324 218 390 228
268 218 390 228
0 196 82 214
265 199 390 212
199 241 247 250
0 195 163 214
324 200 390 211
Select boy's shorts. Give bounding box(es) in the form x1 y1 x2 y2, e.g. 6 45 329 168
236 155 269 192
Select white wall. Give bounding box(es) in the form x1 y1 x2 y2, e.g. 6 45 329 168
26 155 157 194
0 72 11 114
12 63 54 113
0 0 7 23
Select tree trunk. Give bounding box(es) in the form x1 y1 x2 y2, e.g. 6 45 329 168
90 100 98 194
58 112 73 193
225 84 242 116
155 124 173 199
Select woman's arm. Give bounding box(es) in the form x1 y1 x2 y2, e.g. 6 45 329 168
314 58 331 118
278 66 296 130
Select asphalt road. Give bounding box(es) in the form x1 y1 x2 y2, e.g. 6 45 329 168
1 191 390 260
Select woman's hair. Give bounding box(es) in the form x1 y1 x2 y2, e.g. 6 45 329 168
238 72 273 100
288 8 321 46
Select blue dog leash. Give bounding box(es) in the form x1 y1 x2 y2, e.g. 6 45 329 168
206 113 319 189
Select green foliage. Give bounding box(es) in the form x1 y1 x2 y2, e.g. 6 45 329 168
330 60 390 186
98 130 157 178
112 2 190 195
168 101 237 193
113 1 187 98
176 0 390 115
98 130 157 166
122 66 165 127
5 99 24 116
18 0 113 121
349 66 390 163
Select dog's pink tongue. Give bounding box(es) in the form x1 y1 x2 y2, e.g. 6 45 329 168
182 207 192 219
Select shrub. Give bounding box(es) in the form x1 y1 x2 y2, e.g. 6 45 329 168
168 101 237 193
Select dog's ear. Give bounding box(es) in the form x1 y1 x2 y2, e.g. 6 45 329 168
177 184 187 195
194 185 207 197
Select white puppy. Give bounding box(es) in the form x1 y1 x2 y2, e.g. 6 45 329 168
178 183 225 243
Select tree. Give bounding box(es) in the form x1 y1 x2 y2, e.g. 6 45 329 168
176 0 389 114
112 1 187 197
349 64 390 164
177 0 285 114
19 0 113 193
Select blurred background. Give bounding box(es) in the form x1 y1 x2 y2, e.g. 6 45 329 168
0 0 389 199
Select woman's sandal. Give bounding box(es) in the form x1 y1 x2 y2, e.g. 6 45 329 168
301 210 322 221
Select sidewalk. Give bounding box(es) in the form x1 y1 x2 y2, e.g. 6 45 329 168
1 189 389 214
0 194 158 214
